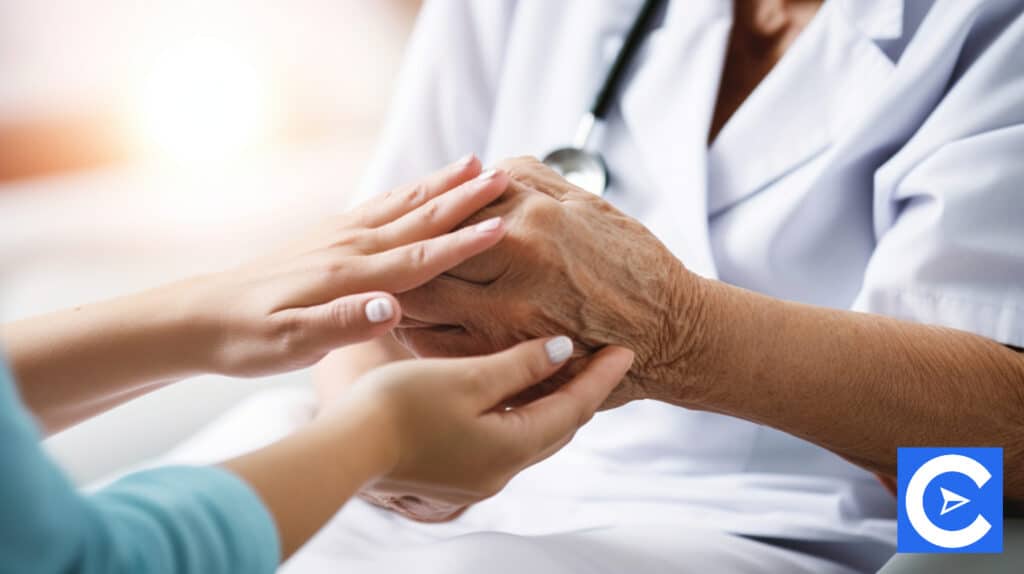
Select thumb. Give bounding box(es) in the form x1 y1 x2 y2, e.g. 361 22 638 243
468 336 576 407
300 291 402 351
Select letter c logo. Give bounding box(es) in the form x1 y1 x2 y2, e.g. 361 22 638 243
905 454 991 549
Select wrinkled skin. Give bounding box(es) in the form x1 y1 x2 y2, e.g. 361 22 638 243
395 156 701 409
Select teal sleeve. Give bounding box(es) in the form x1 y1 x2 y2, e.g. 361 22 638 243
0 364 280 574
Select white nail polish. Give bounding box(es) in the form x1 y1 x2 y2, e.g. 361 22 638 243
475 217 502 233
545 336 574 364
477 168 498 180
455 153 475 168
365 298 394 323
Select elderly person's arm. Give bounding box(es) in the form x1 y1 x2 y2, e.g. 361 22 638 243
396 156 1024 501
667 277 1024 483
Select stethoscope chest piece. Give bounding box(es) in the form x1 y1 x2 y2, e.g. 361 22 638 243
542 146 608 197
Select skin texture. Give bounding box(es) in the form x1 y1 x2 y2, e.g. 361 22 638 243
689 283 1024 499
396 157 698 409
2 155 637 561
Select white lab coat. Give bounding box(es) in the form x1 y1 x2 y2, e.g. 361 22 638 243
283 1 1024 572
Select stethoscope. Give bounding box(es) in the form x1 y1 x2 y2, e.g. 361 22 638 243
542 0 665 196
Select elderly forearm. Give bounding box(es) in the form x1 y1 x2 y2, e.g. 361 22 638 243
672 279 1024 497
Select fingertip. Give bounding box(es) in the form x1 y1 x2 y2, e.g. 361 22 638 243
364 293 402 326
544 335 574 365
454 216 506 253
451 153 481 177
478 336 574 403
457 167 508 209
475 166 506 181
492 170 512 199
472 216 505 234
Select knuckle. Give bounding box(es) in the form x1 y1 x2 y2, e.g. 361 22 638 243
316 259 348 287
329 297 360 328
520 197 559 227
417 199 442 225
405 242 431 268
404 182 429 208
267 314 308 357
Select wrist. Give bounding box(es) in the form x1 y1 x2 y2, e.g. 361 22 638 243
137 277 221 378
166 272 253 377
643 266 717 406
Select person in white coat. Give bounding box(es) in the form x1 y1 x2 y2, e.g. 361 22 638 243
303 0 1024 572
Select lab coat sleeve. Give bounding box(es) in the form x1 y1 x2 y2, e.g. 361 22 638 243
0 366 280 574
350 0 517 206
852 7 1024 348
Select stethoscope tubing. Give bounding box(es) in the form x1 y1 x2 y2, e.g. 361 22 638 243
589 0 666 123
544 0 666 195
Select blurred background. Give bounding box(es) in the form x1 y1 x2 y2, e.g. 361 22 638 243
0 0 421 484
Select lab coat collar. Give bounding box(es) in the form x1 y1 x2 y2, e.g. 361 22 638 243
705 0 904 215
836 0 906 42
614 0 906 273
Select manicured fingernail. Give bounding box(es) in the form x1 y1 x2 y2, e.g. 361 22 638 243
365 298 394 323
454 153 475 169
474 217 502 233
477 168 499 181
545 336 574 364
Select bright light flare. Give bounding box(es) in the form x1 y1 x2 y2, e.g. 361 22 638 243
136 36 274 164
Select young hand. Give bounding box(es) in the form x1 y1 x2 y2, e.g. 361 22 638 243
329 337 635 522
184 155 510 377
224 338 631 556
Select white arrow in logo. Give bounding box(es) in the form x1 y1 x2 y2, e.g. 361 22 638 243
939 487 970 516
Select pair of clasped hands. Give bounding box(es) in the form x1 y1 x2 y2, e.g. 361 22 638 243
5 154 647 557
208 155 635 538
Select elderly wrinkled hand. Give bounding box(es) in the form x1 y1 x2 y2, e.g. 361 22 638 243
394 157 701 408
